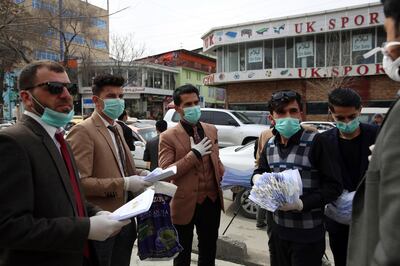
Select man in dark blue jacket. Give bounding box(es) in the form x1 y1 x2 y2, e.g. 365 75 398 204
323 87 378 266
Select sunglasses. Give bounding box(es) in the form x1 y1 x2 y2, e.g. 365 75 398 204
25 82 78 95
271 91 297 101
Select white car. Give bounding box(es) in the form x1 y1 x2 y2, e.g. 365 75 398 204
164 108 269 147
300 121 335 133
219 141 258 219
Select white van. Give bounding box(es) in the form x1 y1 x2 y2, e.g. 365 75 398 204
360 107 389 123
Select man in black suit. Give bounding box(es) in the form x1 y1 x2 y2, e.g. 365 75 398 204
322 88 378 266
0 60 130 266
143 120 167 170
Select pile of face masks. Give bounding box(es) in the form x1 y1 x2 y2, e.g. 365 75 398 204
220 167 254 190
325 190 355 225
249 169 302 212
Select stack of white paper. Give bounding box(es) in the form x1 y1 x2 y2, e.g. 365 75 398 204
110 189 155 221
144 166 177 183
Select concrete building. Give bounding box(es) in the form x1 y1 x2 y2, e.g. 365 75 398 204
78 60 179 118
201 2 398 120
138 49 226 108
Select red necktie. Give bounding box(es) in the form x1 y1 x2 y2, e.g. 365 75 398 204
192 126 201 144
55 132 90 258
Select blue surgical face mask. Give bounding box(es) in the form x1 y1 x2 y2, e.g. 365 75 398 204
336 117 360 134
30 94 74 128
274 117 301 138
183 105 201 124
99 98 125 120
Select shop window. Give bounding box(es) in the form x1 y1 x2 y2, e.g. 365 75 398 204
287 38 294 68
341 31 351 66
127 68 138 86
239 44 246 71
154 71 162 88
274 39 285 68
377 26 386 63
295 36 315 68
264 40 272 69
352 28 375 65
247 42 263 70
224 46 229 72
186 71 191 79
217 47 223 72
145 70 154 87
326 32 340 66
306 102 329 115
229 44 239 72
316 34 325 67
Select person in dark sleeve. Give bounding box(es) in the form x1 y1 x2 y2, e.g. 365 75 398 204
143 119 168 171
252 90 343 266
321 88 378 266
116 110 137 151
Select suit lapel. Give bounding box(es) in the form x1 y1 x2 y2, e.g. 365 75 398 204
22 115 78 215
92 113 124 176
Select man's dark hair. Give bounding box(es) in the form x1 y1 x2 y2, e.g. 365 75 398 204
173 84 200 106
267 90 303 114
92 74 125 96
382 0 400 35
328 88 362 112
156 120 168 133
118 110 127 121
18 60 65 90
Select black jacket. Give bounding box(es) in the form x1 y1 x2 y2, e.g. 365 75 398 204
143 135 160 171
116 120 137 151
320 123 378 191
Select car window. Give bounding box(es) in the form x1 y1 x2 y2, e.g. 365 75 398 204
137 128 157 142
171 111 181 122
231 112 255 124
199 111 212 123
207 111 235 126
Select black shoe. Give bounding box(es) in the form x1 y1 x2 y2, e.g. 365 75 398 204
256 222 267 228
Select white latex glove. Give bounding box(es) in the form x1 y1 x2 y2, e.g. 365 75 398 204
124 175 152 193
139 170 150 176
279 198 303 212
88 215 130 241
190 137 212 157
252 174 262 184
368 144 375 161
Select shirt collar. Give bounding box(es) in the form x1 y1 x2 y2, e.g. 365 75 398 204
274 127 304 147
98 112 115 128
24 110 59 138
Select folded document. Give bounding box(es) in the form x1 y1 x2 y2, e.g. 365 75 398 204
110 189 155 221
144 166 177 183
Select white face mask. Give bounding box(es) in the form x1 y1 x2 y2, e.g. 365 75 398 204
364 42 400 82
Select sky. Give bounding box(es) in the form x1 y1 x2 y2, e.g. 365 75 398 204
88 0 379 56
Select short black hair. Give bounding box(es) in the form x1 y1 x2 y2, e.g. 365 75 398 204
173 84 199 106
92 74 124 96
328 88 362 112
267 90 303 114
156 120 168 133
19 60 65 90
382 0 400 35
118 110 127 121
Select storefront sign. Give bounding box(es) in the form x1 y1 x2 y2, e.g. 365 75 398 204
352 33 373 51
248 47 263 63
203 4 383 52
296 41 314 58
203 64 385 85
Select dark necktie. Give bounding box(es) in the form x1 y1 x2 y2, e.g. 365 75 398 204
107 125 127 176
192 125 201 144
55 132 90 258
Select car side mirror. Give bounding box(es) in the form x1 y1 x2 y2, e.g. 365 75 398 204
134 141 145 147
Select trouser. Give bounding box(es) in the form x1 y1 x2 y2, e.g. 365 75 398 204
93 219 136 266
274 234 325 266
266 211 278 266
173 197 221 266
326 217 349 266
256 206 267 226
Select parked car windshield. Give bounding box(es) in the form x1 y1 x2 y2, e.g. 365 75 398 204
138 127 158 142
234 140 256 152
231 112 255 124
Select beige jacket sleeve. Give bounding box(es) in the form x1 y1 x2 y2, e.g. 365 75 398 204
66 124 125 198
